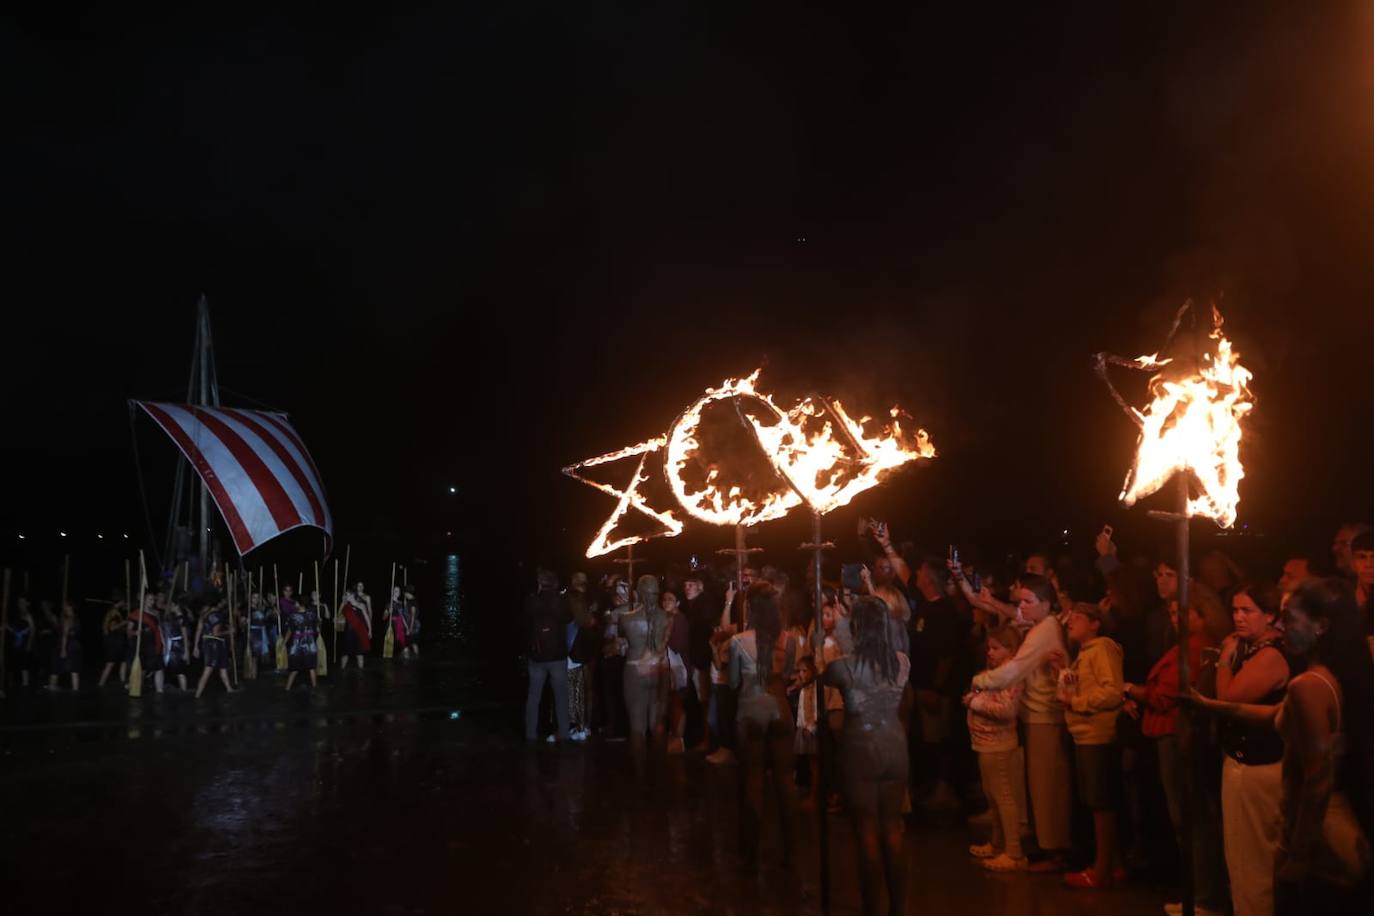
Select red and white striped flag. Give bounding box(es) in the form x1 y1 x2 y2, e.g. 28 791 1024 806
136 402 333 556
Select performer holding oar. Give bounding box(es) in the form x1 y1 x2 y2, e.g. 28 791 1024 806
338 577 372 670
127 552 156 697
283 583 320 691
312 561 328 678
193 591 235 698
382 563 397 659
273 565 288 672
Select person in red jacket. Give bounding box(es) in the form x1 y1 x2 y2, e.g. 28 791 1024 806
1125 591 1227 915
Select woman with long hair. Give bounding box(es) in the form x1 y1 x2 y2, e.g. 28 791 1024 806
823 595 911 915
1194 579 1374 914
621 574 667 755
1215 583 1295 916
728 581 802 870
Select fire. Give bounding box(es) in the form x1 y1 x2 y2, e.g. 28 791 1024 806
663 371 803 526
568 369 936 557
1115 305 1254 527
563 437 684 558
665 370 936 522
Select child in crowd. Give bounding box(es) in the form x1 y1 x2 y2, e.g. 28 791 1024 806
964 625 1028 871
1058 602 1125 889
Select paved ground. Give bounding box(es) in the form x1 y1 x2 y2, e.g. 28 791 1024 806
1 659 1170 915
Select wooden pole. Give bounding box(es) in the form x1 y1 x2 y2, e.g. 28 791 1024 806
243 569 256 681
1 569 10 695
1174 476 1195 916
273 563 285 671
801 510 833 914
332 558 340 664
128 551 148 697
227 562 238 687
383 562 396 658
315 560 327 676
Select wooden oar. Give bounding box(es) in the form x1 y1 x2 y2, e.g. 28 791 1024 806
382 562 396 659
243 570 256 681
226 562 238 687
332 557 340 664
314 560 327 677
1 568 10 697
128 552 148 697
273 564 287 671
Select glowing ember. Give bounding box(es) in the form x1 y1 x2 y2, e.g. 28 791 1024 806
563 437 684 558
1108 303 1254 528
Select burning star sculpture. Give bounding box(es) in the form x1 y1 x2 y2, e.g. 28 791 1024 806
565 369 936 558
1094 301 1254 528
562 437 684 558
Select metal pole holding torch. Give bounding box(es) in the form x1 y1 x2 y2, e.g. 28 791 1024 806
800 509 834 916
613 543 637 593
716 525 763 628
1149 474 1193 916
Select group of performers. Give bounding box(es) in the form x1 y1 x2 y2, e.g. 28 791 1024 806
2 578 420 699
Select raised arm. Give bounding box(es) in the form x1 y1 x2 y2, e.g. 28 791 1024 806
973 620 1056 692
870 521 910 586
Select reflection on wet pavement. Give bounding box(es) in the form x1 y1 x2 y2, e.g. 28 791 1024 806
2 659 1168 915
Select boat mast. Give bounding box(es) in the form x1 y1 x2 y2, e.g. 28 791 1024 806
193 296 221 575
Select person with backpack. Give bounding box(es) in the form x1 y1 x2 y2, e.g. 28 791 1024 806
566 572 600 742
524 569 573 744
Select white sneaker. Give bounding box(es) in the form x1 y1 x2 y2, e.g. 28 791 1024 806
570 730 588 742
545 734 557 744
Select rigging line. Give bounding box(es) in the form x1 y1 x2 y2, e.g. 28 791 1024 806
127 402 164 572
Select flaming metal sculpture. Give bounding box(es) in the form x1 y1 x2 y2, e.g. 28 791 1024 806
1094 299 1254 916
564 368 935 557
1095 301 1254 528
561 436 684 559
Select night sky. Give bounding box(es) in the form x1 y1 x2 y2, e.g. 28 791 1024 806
6 5 1374 594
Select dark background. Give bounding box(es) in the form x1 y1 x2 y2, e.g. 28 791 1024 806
4 4 1373 605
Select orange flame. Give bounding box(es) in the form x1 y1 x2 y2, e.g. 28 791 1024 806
1118 306 1254 527
563 437 684 558
665 370 936 523
569 370 936 556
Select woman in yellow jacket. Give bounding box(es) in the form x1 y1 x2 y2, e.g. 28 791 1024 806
1058 602 1125 889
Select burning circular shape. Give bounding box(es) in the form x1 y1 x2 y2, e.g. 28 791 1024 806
664 372 802 527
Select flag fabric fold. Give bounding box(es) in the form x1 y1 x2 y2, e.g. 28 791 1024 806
135 401 332 556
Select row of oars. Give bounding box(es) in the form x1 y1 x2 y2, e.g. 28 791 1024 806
0 547 409 697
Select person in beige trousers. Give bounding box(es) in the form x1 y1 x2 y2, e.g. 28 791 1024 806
969 574 1073 872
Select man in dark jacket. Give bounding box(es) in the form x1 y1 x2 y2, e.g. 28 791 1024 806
524 569 572 743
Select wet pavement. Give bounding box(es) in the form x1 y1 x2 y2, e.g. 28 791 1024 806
2 658 1171 915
